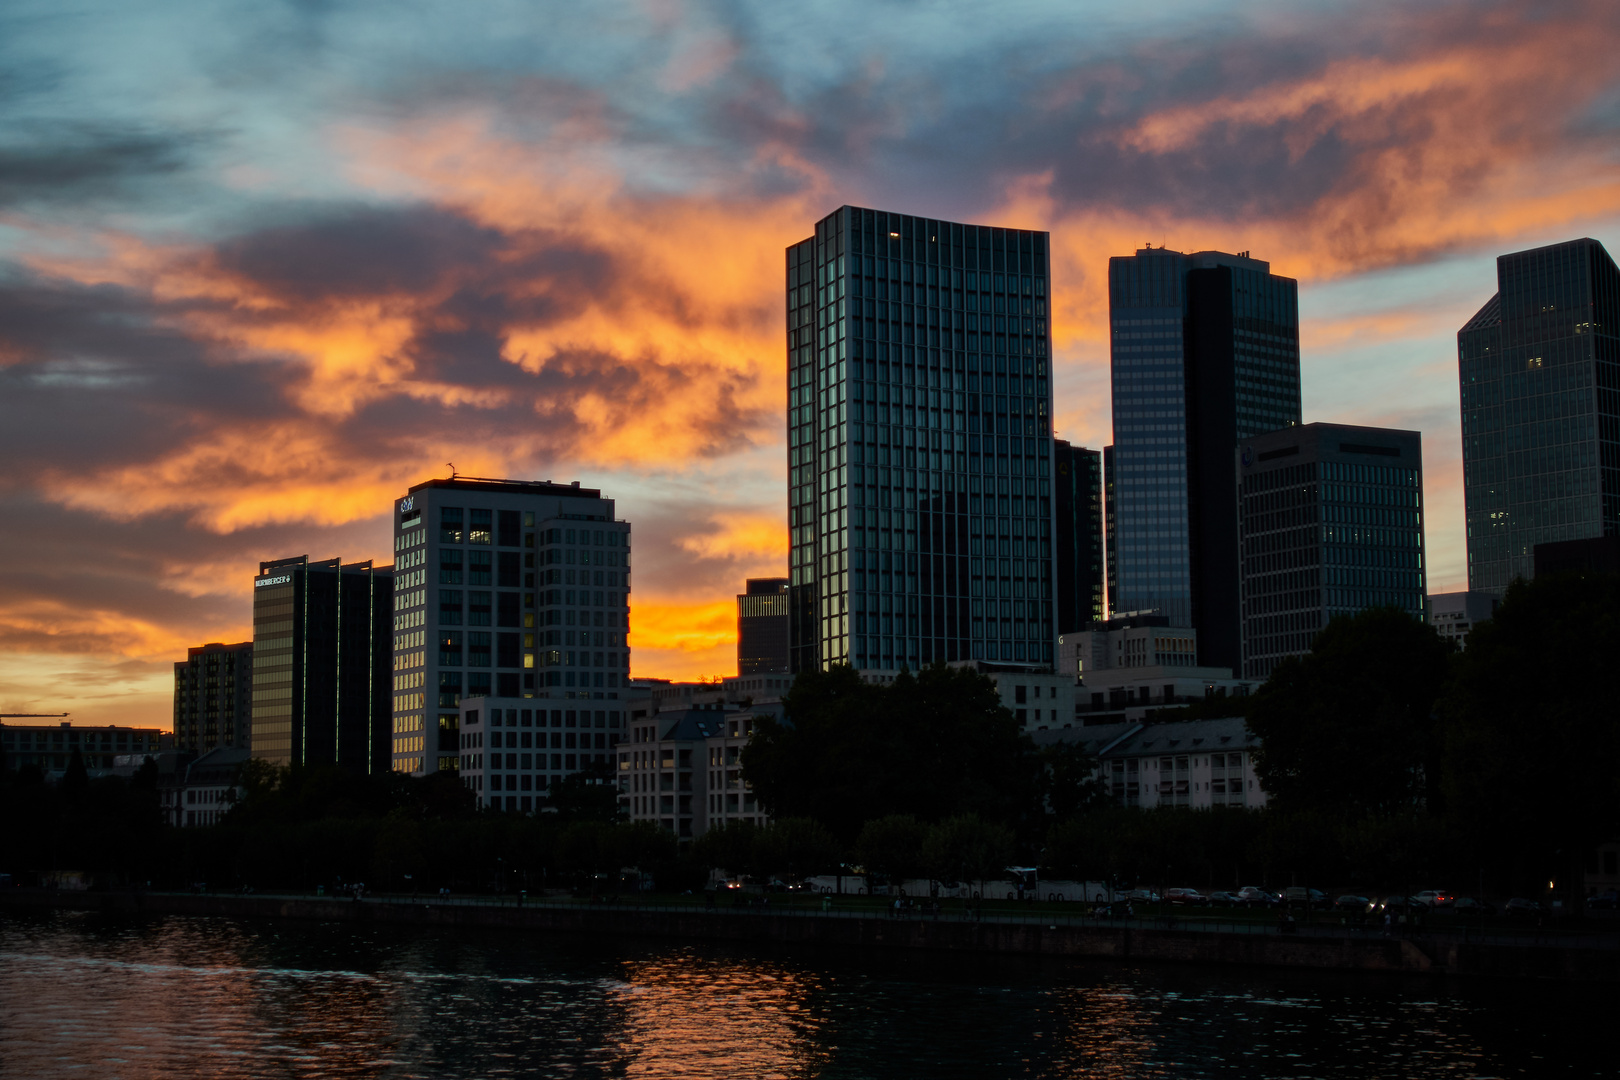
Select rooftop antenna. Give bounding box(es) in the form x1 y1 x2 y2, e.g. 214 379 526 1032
447 462 457 478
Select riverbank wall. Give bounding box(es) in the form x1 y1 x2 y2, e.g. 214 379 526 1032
5 889 1615 982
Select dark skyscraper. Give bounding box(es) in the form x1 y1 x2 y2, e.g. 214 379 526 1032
172 641 252 755
1237 423 1427 679
1108 247 1301 669
1053 440 1104 633
252 556 394 771
1458 237 1620 595
737 577 790 674
787 206 1056 674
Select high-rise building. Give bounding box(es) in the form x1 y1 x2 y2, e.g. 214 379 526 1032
736 577 790 674
1458 237 1620 595
1053 440 1104 633
389 477 630 776
1237 423 1426 678
172 641 252 754
1108 247 1301 669
1103 444 1117 609
786 206 1057 673
250 557 393 771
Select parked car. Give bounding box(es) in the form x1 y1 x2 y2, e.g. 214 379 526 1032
1124 889 1161 903
1165 888 1209 906
1452 897 1497 916
1414 890 1455 909
1334 894 1370 912
1586 891 1618 911
1237 886 1279 907
1367 896 1422 916
1283 887 1326 908
1207 891 1242 906
1504 897 1545 921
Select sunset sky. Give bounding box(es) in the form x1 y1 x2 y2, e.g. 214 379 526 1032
3 0 1619 729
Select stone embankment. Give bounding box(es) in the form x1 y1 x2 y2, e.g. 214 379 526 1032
4 889 1614 982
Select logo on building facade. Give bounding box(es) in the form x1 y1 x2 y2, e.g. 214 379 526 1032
255 575 292 588
400 496 416 513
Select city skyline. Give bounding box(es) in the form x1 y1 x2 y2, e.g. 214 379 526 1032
4 1 1620 727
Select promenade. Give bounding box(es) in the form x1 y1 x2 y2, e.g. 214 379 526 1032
4 888 1616 982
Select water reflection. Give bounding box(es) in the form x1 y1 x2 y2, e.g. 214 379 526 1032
0 911 1608 1079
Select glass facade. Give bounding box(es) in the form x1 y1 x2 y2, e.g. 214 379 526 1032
1238 424 1426 679
1458 238 1620 595
787 206 1056 673
250 556 393 771
1053 439 1104 633
1109 247 1300 669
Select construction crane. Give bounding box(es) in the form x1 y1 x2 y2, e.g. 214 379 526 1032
0 713 70 719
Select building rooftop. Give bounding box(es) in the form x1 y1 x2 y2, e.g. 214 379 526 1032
406 476 603 499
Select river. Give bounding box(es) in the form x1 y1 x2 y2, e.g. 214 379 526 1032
0 909 1603 1078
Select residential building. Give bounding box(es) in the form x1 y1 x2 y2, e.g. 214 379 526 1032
853 661 1073 733
172 641 253 755
1 721 166 778
1458 237 1620 595
1059 614 1255 723
1035 716 1266 809
737 577 790 674
1238 422 1427 678
1053 440 1105 633
1428 591 1497 650
390 477 631 777
1108 246 1301 670
456 696 627 812
158 746 251 828
786 206 1058 675
621 703 781 838
252 556 393 772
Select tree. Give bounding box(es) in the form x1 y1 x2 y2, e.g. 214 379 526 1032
1040 742 1110 820
1440 572 1620 902
854 814 926 891
545 760 623 823
1246 606 1450 818
743 663 1043 843
691 819 761 881
755 817 841 884
922 814 1013 894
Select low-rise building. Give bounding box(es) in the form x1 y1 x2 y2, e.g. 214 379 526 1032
456 696 624 811
1057 617 1257 726
620 705 780 839
1 721 168 779
157 747 251 828
1035 716 1267 809
1428 591 1497 650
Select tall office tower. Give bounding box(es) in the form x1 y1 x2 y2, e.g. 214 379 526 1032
1053 440 1105 632
737 577 790 674
389 477 630 777
1237 423 1426 678
172 641 253 754
1458 237 1620 595
251 557 393 771
786 206 1057 673
1103 444 1117 611
1108 247 1301 669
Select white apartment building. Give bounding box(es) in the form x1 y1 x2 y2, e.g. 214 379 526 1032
620 703 782 839
1428 591 1496 650
456 696 625 812
1034 716 1267 809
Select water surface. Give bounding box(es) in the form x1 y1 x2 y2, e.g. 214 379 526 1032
0 910 1601 1078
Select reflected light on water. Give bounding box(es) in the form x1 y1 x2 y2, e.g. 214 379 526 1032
612 949 829 1077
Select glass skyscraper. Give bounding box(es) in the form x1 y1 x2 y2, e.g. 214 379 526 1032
1108 247 1300 670
251 556 393 771
787 206 1056 673
1053 439 1104 632
1237 423 1427 679
1458 237 1620 594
